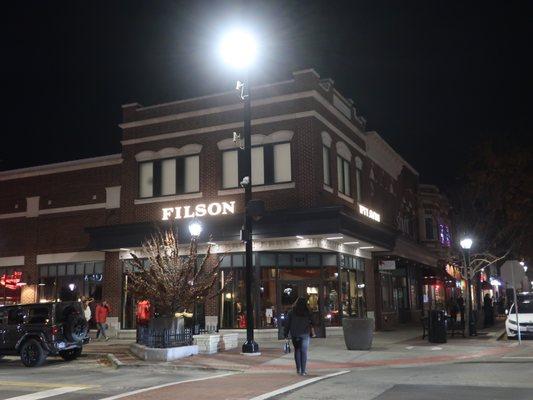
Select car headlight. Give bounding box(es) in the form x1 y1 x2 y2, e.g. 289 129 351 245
508 320 517 325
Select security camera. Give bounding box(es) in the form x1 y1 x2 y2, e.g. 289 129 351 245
236 81 244 91
240 176 250 187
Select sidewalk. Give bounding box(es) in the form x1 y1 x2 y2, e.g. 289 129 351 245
84 321 520 372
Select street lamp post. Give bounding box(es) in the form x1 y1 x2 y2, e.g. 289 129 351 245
460 237 475 336
189 221 203 334
220 29 259 354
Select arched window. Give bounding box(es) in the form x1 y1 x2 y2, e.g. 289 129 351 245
336 142 352 196
355 156 363 202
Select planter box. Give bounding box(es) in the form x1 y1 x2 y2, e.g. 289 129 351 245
193 334 220 354
342 317 374 350
221 333 239 350
130 343 198 361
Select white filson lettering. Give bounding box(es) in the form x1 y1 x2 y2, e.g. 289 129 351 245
195 204 207 217
161 201 236 220
222 201 235 215
207 202 222 216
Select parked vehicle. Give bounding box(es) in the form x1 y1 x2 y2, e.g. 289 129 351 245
505 293 533 340
0 301 89 367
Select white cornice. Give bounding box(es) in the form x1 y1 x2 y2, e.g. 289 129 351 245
119 90 367 145
365 131 419 177
0 154 123 181
122 110 367 157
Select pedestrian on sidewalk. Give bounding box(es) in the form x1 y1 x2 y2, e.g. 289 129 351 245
95 300 111 341
284 297 315 376
81 296 93 336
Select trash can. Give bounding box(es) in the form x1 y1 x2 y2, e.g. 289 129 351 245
428 310 447 343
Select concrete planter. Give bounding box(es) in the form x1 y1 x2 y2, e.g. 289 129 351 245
342 317 374 350
193 334 220 354
130 343 198 361
221 333 239 350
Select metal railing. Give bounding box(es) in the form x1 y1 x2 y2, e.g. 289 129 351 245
136 325 218 348
136 326 193 348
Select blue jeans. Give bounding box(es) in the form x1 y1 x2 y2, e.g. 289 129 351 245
96 323 108 339
292 334 310 373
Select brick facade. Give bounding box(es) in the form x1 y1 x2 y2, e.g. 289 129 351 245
0 69 445 331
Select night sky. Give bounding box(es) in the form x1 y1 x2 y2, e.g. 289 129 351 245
2 1 532 187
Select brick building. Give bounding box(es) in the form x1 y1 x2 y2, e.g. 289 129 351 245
0 69 452 334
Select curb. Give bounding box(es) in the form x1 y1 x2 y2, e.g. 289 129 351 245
106 353 124 369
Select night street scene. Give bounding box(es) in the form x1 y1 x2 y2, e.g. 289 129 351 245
1 1 532 399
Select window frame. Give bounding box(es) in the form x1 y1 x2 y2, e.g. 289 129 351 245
337 155 351 196
323 145 331 186
220 141 293 189
138 154 201 199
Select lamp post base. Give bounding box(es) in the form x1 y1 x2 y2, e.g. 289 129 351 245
242 340 260 354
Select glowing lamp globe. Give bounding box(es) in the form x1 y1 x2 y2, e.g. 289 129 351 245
460 238 473 250
189 221 203 237
219 29 257 69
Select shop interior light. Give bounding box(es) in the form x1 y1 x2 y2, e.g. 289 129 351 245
68 283 76 291
344 241 359 245
296 235 304 239
359 246 374 249
326 236 343 240
38 283 46 286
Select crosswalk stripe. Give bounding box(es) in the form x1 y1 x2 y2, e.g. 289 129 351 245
4 386 86 400
98 373 235 400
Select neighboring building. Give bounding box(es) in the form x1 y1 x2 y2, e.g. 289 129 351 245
0 69 451 334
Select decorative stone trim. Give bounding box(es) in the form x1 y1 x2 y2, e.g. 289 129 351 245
134 192 203 205
135 144 202 162
322 184 334 193
321 131 332 147
217 130 294 150
338 192 354 204
336 141 352 160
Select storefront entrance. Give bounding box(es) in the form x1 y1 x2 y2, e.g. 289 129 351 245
279 280 324 338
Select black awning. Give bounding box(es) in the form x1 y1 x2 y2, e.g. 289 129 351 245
85 206 397 251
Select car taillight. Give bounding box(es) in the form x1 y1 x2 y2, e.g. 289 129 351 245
51 325 60 335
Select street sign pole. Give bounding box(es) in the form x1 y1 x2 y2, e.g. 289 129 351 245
511 265 522 344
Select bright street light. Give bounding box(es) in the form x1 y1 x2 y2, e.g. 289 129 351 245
188 221 202 237
219 29 257 69
460 238 473 250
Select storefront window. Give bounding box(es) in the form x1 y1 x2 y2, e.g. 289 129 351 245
259 267 277 328
38 261 104 303
220 267 246 329
0 268 23 306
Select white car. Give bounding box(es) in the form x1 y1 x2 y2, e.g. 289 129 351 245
506 295 533 339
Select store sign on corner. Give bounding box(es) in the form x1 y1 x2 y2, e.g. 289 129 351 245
161 201 236 221
358 203 381 222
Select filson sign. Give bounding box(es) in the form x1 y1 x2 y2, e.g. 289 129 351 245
162 201 236 221
358 204 381 222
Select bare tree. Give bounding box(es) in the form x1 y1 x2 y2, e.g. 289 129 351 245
451 139 532 335
126 229 226 318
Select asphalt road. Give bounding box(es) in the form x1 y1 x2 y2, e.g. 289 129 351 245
0 354 214 400
1 339 532 400
275 361 533 400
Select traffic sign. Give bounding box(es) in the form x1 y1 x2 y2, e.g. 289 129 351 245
501 260 525 288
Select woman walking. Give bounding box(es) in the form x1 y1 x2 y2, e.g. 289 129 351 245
284 297 315 375
95 300 111 341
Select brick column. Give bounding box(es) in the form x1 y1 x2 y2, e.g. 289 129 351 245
103 251 122 320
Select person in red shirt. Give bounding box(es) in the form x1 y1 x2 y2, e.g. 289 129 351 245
95 300 111 341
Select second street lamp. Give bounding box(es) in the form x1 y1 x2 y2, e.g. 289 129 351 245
220 29 260 354
460 237 476 336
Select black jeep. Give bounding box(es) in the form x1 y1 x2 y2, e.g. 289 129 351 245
0 301 89 367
